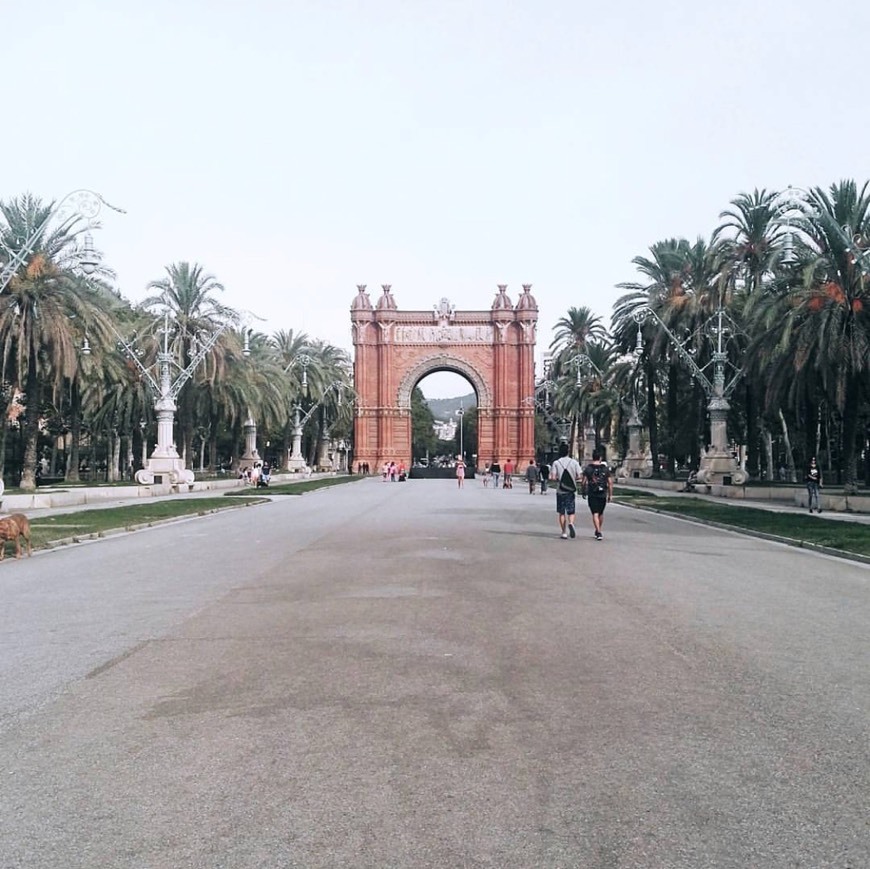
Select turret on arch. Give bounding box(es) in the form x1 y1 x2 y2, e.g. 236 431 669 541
351 284 538 471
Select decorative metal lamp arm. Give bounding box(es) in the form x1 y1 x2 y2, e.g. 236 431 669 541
632 307 714 396
0 189 124 293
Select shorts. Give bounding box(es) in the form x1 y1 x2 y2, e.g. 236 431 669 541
556 492 576 515
587 494 607 514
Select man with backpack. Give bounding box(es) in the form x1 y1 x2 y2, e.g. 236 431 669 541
581 449 613 540
549 442 583 539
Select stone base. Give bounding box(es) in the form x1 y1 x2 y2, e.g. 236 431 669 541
696 453 747 486
136 457 195 487
616 456 653 480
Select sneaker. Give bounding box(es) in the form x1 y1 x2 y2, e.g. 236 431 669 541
594 531 602 540
560 533 568 539
568 523 576 539
817 509 822 514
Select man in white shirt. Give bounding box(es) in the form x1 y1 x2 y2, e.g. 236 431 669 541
549 442 583 539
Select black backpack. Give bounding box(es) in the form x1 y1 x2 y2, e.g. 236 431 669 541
588 464 608 494
558 465 577 494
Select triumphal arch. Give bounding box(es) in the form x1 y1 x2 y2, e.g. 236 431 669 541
351 283 538 471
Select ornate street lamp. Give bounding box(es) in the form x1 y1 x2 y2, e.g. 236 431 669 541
284 354 312 471
109 310 249 486
0 188 124 293
567 353 603 462
633 305 747 486
287 378 350 473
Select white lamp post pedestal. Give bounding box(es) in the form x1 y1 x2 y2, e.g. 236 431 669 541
287 405 307 472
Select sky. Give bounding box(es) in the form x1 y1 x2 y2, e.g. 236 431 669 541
6 0 869 398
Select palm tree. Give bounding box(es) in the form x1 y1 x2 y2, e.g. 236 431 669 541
714 189 788 478
0 195 116 489
612 238 699 476
550 306 607 355
303 340 353 467
750 180 870 492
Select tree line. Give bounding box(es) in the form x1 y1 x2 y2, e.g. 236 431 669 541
0 195 353 490
543 181 870 491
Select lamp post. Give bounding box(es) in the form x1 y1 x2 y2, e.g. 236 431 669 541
633 305 747 486
284 354 312 471
1 188 124 292
284 353 348 473
567 353 603 463
523 381 571 453
110 310 249 486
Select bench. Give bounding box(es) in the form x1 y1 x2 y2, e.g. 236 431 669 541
36 476 65 487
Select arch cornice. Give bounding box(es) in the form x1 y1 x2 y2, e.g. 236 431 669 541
396 353 493 409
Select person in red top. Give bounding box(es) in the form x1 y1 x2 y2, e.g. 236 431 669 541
503 458 514 488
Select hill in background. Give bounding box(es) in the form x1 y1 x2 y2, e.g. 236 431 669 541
425 393 476 421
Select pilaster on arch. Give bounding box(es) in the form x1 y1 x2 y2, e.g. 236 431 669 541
397 354 492 410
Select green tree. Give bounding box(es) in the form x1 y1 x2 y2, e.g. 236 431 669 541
411 387 437 461
748 180 870 492
0 195 116 489
714 189 787 478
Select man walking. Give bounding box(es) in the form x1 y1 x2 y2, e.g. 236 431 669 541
503 458 514 489
549 443 582 539
539 460 549 494
524 459 539 494
581 449 613 540
490 459 501 490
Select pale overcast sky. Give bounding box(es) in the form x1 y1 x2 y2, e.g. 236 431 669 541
6 0 868 398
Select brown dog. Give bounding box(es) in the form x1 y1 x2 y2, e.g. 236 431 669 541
0 517 21 561
8 513 32 557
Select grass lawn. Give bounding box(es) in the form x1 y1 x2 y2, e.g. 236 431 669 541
20 497 269 554
1 476 362 557
225 476 362 496
615 491 870 558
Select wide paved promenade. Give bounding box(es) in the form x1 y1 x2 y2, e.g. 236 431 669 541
1 478 868 868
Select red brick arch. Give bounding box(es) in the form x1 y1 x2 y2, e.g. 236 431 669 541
351 284 538 471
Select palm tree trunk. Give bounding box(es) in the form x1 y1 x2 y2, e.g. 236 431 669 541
67 381 83 482
20 359 41 491
209 427 219 472
841 378 861 494
745 385 759 480
778 409 797 482
762 427 774 481
0 402 9 484
666 362 678 478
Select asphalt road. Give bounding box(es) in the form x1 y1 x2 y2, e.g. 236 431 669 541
1 479 868 868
